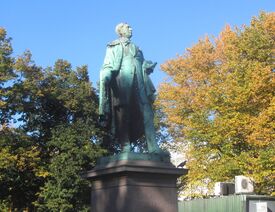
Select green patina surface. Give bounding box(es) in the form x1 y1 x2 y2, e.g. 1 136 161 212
99 23 163 155
97 151 171 165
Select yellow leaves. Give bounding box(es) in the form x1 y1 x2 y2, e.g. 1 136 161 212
0 100 6 108
0 128 43 178
14 51 32 71
0 27 7 39
16 146 40 172
247 97 275 147
157 12 275 196
161 36 216 86
262 12 275 34
0 145 41 174
252 11 275 38
217 25 235 44
216 25 238 61
0 147 17 169
185 36 215 71
238 150 275 195
36 170 50 178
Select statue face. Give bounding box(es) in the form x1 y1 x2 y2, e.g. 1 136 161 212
121 24 132 39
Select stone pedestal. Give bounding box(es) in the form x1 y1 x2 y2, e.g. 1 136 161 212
85 158 187 212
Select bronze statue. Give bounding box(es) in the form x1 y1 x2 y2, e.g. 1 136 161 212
99 23 162 153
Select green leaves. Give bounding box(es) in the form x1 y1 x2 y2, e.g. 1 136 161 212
0 128 43 210
157 12 275 197
0 28 15 123
36 123 105 211
0 28 105 210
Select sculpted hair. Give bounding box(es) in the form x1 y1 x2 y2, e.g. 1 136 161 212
115 23 127 37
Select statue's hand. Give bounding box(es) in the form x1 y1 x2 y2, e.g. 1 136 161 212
146 68 153 75
143 61 157 75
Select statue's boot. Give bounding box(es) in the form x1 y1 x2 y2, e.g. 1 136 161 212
147 138 169 155
121 142 131 153
148 142 163 154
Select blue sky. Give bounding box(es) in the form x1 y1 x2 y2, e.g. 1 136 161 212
1 0 274 88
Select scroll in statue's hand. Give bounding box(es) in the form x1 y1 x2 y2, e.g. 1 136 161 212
146 68 153 75
143 60 157 75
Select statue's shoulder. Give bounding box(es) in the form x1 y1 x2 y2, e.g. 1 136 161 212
107 39 121 47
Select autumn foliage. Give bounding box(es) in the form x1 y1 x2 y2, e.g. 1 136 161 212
157 12 275 196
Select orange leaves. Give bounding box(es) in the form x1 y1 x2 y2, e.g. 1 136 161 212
157 83 185 126
157 12 275 196
247 97 275 147
252 12 275 37
185 37 215 72
0 27 6 38
215 25 238 61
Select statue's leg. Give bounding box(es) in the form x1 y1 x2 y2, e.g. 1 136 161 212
142 104 162 153
116 105 131 152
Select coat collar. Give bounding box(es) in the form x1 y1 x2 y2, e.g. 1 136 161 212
108 37 131 46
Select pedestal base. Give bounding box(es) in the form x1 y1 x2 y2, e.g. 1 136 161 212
85 159 187 212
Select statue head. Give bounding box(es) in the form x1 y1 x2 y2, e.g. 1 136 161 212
115 23 132 39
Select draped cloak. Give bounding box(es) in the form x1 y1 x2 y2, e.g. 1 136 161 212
99 38 156 143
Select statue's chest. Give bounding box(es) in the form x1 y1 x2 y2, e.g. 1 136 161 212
123 44 137 57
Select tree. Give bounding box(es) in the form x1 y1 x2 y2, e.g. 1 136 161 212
0 28 105 210
36 123 104 212
157 12 275 197
0 127 43 210
0 28 15 124
15 58 105 210
0 28 43 210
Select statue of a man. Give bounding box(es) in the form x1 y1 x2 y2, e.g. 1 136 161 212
99 23 161 153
